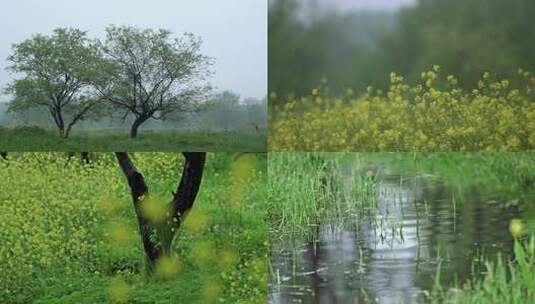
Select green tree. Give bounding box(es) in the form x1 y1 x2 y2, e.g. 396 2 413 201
96 25 213 138
5 28 104 137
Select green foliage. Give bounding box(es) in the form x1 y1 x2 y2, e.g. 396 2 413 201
6 28 102 80
0 153 267 303
269 0 395 98
269 0 535 98
97 25 214 137
363 153 535 201
384 0 535 89
5 28 105 137
433 238 535 303
268 153 328 239
3 25 218 138
5 79 50 113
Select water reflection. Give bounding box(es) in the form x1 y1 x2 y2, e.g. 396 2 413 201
269 172 519 304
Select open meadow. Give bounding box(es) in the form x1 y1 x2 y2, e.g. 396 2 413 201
0 127 266 152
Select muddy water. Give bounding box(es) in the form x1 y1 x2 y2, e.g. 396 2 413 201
269 171 521 304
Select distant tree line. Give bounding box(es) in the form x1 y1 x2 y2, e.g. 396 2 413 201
269 0 535 100
192 91 267 132
3 26 213 138
0 90 267 134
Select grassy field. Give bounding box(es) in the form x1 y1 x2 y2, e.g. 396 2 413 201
0 153 267 303
0 127 267 152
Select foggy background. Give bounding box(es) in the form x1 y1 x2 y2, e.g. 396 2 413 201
0 0 267 133
269 0 535 101
297 0 414 14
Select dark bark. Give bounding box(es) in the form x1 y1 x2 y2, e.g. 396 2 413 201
80 152 90 164
130 115 150 138
0 152 7 160
57 123 65 137
49 101 95 138
63 125 72 138
115 152 206 272
51 110 69 138
55 108 66 137
64 103 95 138
160 152 207 252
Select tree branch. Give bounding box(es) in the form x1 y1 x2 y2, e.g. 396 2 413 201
169 152 206 226
115 152 148 200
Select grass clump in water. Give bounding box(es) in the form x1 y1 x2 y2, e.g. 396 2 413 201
268 153 377 241
433 236 535 304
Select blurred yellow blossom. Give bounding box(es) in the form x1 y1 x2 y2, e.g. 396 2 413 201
270 68 535 151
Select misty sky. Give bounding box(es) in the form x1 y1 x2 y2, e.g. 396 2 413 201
319 0 415 11
0 0 267 100
292 0 415 13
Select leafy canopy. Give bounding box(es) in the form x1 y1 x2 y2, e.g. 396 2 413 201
97 25 214 121
5 28 105 133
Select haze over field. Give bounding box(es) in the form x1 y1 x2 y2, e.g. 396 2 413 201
0 0 267 100
269 0 415 18
303 0 415 11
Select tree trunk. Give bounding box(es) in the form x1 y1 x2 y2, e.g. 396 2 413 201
62 125 72 138
80 152 90 164
53 109 66 138
58 125 65 137
115 152 206 272
130 116 149 138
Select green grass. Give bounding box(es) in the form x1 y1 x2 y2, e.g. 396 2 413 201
0 126 266 151
267 152 535 240
268 153 376 241
362 153 535 202
432 237 535 304
0 153 267 303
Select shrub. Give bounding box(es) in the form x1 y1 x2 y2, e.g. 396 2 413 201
10 125 49 136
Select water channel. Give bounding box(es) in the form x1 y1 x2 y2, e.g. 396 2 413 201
269 165 521 304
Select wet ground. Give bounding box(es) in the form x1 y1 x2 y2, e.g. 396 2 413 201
269 166 521 304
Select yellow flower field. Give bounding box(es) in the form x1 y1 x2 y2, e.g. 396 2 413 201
270 67 535 151
0 153 267 303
